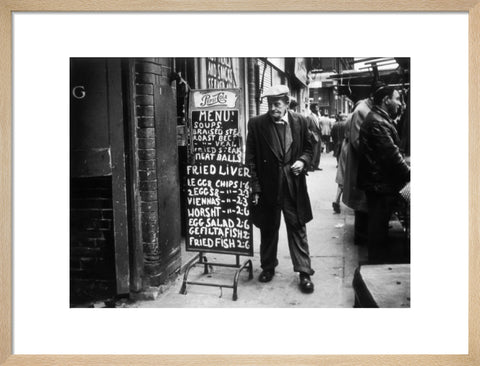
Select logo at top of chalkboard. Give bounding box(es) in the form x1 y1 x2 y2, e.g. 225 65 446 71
194 91 238 108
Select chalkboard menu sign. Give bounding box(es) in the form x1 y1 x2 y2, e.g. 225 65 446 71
186 89 253 256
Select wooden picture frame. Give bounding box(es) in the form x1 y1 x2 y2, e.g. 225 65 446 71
0 1 478 365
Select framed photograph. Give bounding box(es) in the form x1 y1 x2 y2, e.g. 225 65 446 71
1 1 478 365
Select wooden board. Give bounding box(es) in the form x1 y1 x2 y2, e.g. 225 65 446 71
107 58 130 295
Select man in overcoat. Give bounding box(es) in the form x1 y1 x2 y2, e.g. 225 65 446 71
342 96 373 245
246 85 315 294
358 85 410 263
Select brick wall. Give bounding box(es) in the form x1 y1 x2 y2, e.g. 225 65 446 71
135 59 161 271
70 176 115 303
134 58 181 286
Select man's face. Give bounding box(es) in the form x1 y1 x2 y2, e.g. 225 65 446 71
311 105 319 114
385 90 402 118
268 97 289 121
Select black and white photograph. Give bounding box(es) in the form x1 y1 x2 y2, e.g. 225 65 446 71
70 57 410 308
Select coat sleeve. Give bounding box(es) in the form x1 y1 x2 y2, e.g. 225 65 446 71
350 109 364 151
245 119 262 194
369 122 410 182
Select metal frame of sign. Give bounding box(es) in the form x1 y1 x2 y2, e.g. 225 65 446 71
179 252 253 301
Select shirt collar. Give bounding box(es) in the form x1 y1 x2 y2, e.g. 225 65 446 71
276 111 289 125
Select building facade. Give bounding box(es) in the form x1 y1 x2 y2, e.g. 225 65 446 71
308 58 355 116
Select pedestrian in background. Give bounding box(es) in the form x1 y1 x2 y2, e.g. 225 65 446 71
358 85 410 263
319 112 332 153
332 114 348 214
289 98 299 113
307 103 322 171
342 93 373 245
246 85 315 294
331 114 347 165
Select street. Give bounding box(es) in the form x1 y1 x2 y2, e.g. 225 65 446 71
128 152 367 308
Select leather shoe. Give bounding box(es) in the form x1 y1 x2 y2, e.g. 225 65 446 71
299 273 314 293
258 270 274 283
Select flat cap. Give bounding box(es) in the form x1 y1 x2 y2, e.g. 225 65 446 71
261 85 290 99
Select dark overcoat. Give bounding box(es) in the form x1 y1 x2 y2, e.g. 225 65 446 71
358 106 410 194
246 111 313 228
342 98 372 212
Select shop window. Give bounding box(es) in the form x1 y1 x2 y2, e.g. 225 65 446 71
206 58 238 89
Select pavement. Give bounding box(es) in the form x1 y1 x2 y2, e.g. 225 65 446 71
127 152 368 308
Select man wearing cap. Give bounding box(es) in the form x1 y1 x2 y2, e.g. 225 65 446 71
246 85 315 294
358 85 410 263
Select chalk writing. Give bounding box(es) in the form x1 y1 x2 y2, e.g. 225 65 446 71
186 107 252 256
206 58 237 90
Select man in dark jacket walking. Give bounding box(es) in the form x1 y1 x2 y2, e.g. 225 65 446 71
358 85 410 263
246 85 315 293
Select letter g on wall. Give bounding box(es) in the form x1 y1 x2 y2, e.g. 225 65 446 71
72 85 86 99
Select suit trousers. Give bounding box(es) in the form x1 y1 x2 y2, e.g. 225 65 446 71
259 175 314 275
365 192 397 263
